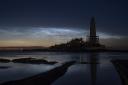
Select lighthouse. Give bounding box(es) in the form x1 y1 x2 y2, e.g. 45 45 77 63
86 17 105 49
87 17 99 47
90 17 96 37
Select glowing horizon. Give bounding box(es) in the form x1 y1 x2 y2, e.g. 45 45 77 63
0 27 124 48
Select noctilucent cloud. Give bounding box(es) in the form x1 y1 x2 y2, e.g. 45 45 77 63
0 0 127 48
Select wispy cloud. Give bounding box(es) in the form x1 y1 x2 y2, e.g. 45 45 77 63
0 26 126 47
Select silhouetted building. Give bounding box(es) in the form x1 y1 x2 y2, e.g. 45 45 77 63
86 17 105 49
50 17 105 51
50 38 86 51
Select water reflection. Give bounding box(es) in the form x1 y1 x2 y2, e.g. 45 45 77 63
78 52 121 85
53 52 99 85
80 53 99 85
89 53 98 85
0 52 126 85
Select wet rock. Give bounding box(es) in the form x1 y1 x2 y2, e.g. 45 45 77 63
12 58 57 64
0 66 10 69
0 58 10 63
0 61 75 85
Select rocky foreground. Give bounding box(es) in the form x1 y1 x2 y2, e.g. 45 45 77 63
0 61 75 85
112 60 128 85
0 58 57 64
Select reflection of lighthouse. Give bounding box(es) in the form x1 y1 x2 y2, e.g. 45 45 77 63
89 53 98 85
86 17 105 49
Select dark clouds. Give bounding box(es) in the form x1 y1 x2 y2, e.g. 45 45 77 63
0 0 127 35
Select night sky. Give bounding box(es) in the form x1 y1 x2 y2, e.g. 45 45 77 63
0 0 128 48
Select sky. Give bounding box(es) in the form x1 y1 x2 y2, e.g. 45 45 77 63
0 0 128 48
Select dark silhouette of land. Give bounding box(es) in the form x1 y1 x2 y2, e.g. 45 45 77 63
12 58 57 64
0 58 10 63
0 58 57 64
50 17 105 52
0 61 75 85
50 38 86 51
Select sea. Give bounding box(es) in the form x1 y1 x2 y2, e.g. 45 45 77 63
0 51 127 85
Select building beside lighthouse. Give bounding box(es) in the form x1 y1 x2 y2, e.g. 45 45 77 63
85 17 105 49
50 17 105 51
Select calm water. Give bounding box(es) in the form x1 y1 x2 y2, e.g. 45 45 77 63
0 52 128 85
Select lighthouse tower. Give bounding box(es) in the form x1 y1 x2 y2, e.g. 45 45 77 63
86 17 105 49
86 17 99 47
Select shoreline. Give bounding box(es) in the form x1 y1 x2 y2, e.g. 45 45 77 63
0 49 128 52
0 61 75 85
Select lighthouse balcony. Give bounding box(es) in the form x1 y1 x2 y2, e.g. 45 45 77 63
86 36 99 43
